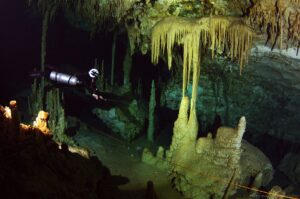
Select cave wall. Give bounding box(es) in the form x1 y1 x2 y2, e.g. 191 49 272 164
161 45 300 142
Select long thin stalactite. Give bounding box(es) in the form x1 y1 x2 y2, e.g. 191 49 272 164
151 16 255 103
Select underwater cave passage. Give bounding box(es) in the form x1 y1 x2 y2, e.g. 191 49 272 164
1 0 300 198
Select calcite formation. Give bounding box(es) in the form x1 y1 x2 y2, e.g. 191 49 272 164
142 100 273 199
0 101 118 198
167 97 245 198
267 186 286 199
151 16 254 76
33 110 51 136
142 146 169 170
92 99 146 141
249 0 300 50
141 96 273 199
1 100 20 139
1 99 44 138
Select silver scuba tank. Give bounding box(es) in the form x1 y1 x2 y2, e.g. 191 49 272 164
49 71 81 86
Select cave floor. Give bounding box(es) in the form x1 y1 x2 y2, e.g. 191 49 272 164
74 129 184 199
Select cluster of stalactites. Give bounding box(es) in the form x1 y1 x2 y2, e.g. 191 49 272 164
151 16 254 97
29 0 62 18
249 0 300 50
74 0 129 24
29 0 135 25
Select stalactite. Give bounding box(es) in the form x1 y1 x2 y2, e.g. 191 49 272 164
30 0 135 30
123 41 132 87
147 80 156 142
249 0 300 50
209 17 230 59
111 32 117 87
183 31 201 98
151 17 254 155
37 0 59 110
228 22 254 74
151 16 255 105
41 8 50 93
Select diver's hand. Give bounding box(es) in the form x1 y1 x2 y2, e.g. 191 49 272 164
92 93 107 101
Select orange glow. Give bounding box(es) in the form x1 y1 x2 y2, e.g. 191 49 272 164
33 110 51 136
4 106 12 119
9 100 17 108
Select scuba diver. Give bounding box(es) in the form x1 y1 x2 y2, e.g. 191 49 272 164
29 66 106 102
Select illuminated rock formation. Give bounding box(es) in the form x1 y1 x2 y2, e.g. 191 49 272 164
142 101 273 198
167 106 273 198
147 12 270 198
33 110 51 136
150 16 255 126
0 100 119 198
142 146 169 170
151 16 254 76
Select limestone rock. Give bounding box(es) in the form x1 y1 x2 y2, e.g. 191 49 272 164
92 99 146 141
240 140 274 187
160 53 300 143
0 100 119 198
33 111 51 136
142 147 169 170
278 153 300 186
168 107 273 199
267 186 286 199
169 114 245 198
142 148 157 165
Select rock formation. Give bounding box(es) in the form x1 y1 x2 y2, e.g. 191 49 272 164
0 101 119 199
166 97 272 199
142 97 273 199
93 99 146 141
